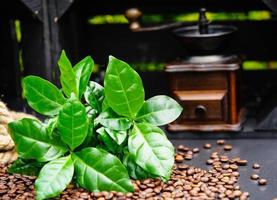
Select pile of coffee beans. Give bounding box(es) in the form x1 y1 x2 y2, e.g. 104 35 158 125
0 140 272 200
0 166 35 199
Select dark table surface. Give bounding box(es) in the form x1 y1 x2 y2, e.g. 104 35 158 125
169 136 277 200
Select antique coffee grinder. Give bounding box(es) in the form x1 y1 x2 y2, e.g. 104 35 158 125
125 8 243 131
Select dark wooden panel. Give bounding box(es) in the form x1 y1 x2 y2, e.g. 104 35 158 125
0 19 20 101
0 0 34 19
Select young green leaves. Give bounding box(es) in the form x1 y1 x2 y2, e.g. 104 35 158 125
22 76 66 116
8 51 183 200
128 123 174 180
104 56 144 119
9 119 68 162
35 155 74 200
103 56 182 181
136 95 183 126
57 94 88 150
58 50 94 99
73 147 133 192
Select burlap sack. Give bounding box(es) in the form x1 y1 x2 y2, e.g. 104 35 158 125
0 101 36 164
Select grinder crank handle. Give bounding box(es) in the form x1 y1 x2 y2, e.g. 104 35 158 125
125 8 183 32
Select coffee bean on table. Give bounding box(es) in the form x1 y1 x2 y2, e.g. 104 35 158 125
175 154 184 163
230 164 238 170
253 163 260 169
250 174 259 180
217 139 225 145
177 145 185 151
206 159 214 165
185 155 193 160
220 157 229 163
222 164 230 169
232 171 240 177
224 144 232 151
258 179 267 185
178 164 189 170
237 159 248 166
204 143 212 149
192 147 200 153
233 190 242 197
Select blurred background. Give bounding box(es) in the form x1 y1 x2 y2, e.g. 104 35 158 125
1 0 277 131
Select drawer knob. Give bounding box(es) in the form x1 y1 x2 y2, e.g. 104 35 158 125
195 105 207 118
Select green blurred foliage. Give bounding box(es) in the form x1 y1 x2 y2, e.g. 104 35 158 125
88 11 271 25
243 61 277 70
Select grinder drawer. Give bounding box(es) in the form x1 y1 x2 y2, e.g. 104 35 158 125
174 90 228 123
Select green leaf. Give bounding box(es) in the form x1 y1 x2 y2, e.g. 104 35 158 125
77 123 97 149
44 117 57 138
57 94 88 150
22 76 66 116
72 147 133 192
8 158 45 176
86 106 98 121
35 155 74 200
84 81 104 112
136 95 183 126
58 50 78 97
104 128 127 145
96 127 121 153
73 57 94 98
102 98 109 111
104 56 144 118
128 123 174 180
95 108 131 131
8 118 68 162
123 153 152 180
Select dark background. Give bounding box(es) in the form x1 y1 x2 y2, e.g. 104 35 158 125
1 0 277 130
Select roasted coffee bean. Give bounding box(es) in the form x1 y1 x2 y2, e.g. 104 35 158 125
258 179 267 185
183 185 192 191
220 157 229 163
230 164 238 170
232 171 240 177
185 155 193 160
233 190 242 197
204 143 212 149
253 163 261 169
177 145 190 152
224 144 232 151
237 159 247 166
154 186 161 193
178 164 189 170
175 155 184 163
217 139 225 145
177 145 185 151
206 159 214 165
210 154 218 160
142 179 151 184
250 174 259 180
192 148 200 153
222 164 230 169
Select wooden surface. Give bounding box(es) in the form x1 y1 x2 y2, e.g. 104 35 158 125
170 138 277 200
